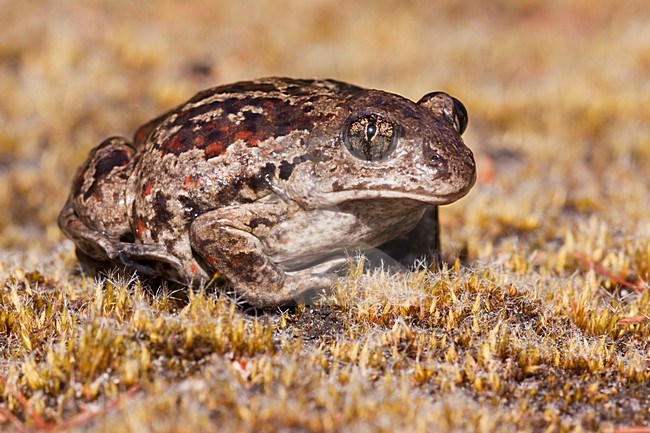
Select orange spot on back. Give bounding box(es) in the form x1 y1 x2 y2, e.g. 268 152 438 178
134 218 146 240
205 142 227 159
234 130 252 141
143 182 153 197
183 175 202 190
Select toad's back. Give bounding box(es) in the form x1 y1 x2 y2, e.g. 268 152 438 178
128 79 367 245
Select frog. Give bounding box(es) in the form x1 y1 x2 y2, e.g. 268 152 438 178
58 77 476 308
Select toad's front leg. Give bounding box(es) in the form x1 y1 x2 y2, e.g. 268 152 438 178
189 202 343 308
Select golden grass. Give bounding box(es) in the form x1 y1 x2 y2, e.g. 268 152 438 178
1 1 649 431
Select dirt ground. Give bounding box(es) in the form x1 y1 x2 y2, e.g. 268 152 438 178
1 1 649 432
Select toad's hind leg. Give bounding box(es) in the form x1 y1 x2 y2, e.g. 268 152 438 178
59 194 185 280
60 136 188 281
59 137 136 260
189 210 340 308
67 137 136 240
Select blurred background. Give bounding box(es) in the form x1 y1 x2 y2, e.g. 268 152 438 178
0 0 648 266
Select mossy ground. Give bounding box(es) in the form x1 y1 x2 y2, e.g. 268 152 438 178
1 1 649 432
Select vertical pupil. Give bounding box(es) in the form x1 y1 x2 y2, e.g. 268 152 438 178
366 122 377 141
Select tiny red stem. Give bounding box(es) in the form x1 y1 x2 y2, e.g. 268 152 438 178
572 252 645 293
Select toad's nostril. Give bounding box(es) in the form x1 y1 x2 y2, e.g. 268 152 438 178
422 140 446 167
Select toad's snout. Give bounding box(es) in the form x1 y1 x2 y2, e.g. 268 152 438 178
422 137 476 201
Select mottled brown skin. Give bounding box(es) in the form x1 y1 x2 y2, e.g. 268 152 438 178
59 77 476 308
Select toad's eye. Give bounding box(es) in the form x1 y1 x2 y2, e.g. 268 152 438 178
417 92 468 135
343 113 399 161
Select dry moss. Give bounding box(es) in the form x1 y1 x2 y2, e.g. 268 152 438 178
2 260 649 432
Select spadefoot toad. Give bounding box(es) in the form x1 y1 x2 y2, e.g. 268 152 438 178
59 77 476 307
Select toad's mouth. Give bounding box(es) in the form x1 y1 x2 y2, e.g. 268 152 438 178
319 188 471 206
